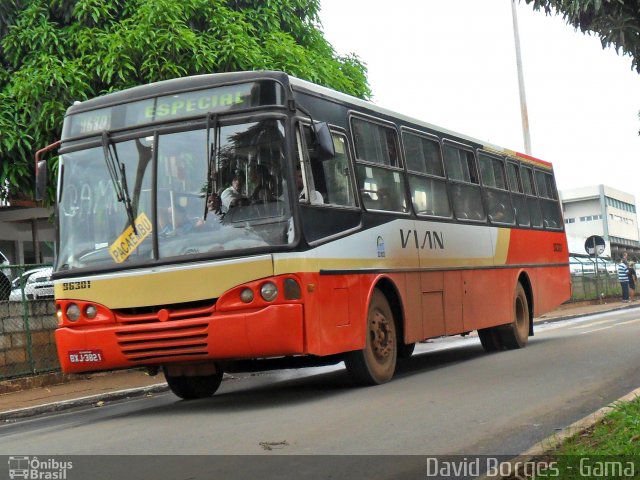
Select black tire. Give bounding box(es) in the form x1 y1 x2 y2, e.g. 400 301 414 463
499 282 530 349
0 274 10 301
398 342 416 359
164 367 224 400
344 289 397 386
478 328 502 352
478 282 530 352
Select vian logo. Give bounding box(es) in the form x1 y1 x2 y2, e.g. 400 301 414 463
400 229 444 250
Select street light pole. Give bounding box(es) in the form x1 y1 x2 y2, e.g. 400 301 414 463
511 0 532 155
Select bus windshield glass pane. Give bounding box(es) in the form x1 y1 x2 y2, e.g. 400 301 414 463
55 119 290 272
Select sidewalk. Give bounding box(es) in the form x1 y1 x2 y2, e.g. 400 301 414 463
1 299 639 421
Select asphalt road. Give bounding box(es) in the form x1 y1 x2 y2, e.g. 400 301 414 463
2 308 640 479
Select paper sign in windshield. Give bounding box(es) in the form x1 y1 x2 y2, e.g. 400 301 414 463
109 212 152 263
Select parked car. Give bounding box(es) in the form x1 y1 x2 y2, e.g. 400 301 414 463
9 267 53 301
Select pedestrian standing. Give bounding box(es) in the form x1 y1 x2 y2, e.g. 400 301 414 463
628 261 637 302
617 254 630 303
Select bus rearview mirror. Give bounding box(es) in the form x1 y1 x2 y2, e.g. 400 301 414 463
35 160 48 201
313 122 335 160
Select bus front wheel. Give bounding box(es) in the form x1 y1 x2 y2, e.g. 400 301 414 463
164 364 224 400
345 289 397 386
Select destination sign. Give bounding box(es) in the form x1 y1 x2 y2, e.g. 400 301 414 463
64 80 285 137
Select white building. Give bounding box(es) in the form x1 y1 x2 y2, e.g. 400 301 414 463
560 185 640 260
0 205 55 265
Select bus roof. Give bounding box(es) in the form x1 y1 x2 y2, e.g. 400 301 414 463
288 76 554 170
65 70 553 170
65 71 291 115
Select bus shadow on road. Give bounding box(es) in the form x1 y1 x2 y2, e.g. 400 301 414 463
115 337 552 418
128 345 489 415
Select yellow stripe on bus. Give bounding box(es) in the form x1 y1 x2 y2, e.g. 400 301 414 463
54 256 273 309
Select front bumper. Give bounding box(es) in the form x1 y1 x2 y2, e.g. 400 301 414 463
55 303 304 373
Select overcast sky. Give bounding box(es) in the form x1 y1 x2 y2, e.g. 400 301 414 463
319 0 640 206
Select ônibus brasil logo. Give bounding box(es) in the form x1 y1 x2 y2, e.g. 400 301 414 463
8 456 73 479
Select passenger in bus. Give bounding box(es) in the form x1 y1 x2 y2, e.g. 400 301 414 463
193 195 224 229
158 205 193 235
376 187 395 211
249 164 277 203
220 173 249 211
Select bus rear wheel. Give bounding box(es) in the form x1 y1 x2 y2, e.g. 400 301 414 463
478 328 501 352
499 282 530 349
345 289 397 386
478 282 530 352
164 364 224 400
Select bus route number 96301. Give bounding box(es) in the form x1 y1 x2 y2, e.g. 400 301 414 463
62 280 91 291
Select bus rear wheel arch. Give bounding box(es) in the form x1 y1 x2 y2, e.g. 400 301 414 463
344 288 398 386
163 363 224 400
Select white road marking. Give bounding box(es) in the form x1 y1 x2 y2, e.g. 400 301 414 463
568 318 621 330
580 325 615 335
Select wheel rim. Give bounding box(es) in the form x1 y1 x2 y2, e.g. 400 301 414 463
369 307 394 361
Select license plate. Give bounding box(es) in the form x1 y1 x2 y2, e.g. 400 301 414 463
68 350 104 363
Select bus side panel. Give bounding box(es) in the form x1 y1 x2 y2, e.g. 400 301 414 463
533 265 571 316
461 268 514 331
304 272 368 356
419 271 446 338
506 229 569 266
505 228 571 316
383 272 429 346
443 271 464 334
404 271 424 343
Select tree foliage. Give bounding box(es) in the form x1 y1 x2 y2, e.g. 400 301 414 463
0 0 370 202
524 0 640 73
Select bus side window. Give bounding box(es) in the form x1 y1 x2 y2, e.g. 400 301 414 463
506 161 530 227
535 170 562 229
351 117 407 213
301 126 356 207
355 164 406 212
443 143 485 222
321 133 356 207
478 152 515 225
521 166 543 228
402 130 451 217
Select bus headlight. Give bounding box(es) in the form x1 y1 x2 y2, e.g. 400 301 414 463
260 282 278 302
85 304 98 319
240 288 254 303
66 303 81 322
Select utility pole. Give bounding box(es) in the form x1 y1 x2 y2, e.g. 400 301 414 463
511 0 532 154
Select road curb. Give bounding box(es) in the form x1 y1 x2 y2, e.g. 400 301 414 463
534 302 640 325
0 383 169 422
477 387 640 480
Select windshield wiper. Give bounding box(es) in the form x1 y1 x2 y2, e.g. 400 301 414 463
102 131 138 235
203 113 220 222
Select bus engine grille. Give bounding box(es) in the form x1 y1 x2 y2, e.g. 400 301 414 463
115 323 209 362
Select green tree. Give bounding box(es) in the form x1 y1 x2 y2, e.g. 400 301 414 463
0 0 370 202
524 0 640 73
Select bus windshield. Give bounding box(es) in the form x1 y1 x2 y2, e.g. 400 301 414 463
56 118 291 272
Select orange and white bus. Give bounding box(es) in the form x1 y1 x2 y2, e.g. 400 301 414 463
40 71 570 399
